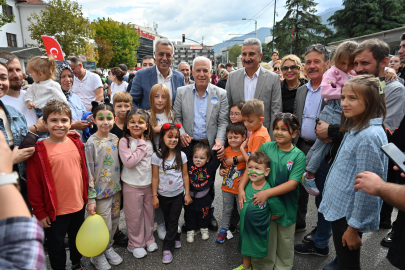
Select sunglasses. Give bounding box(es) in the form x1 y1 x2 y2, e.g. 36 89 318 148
305 44 326 53
274 67 280 71
281 65 299 71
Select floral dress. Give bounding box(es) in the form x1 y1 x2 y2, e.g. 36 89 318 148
85 133 121 204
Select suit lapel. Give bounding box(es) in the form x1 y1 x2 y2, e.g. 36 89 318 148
187 85 195 128
150 66 157 87
254 67 265 99
206 84 214 128
171 70 176 105
237 70 245 101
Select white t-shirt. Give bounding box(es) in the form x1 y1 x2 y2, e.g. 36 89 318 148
70 71 103 111
156 66 173 101
0 90 38 127
24 79 67 109
153 111 185 148
110 81 128 104
151 151 187 197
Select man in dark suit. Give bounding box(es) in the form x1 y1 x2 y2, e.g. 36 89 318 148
130 39 185 109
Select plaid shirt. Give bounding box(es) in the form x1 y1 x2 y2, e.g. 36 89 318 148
0 217 45 270
319 118 388 233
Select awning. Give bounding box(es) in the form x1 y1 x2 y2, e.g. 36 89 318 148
0 47 42 59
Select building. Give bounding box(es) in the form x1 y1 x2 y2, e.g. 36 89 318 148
173 41 214 68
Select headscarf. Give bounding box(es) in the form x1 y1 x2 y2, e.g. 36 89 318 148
56 62 74 99
219 69 228 80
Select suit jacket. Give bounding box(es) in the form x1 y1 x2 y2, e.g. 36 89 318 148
293 83 326 144
173 83 229 147
225 66 282 139
130 66 185 109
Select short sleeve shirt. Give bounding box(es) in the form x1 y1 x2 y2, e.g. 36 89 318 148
221 147 246 194
258 141 305 226
247 126 271 156
238 181 285 258
71 71 103 111
151 151 187 197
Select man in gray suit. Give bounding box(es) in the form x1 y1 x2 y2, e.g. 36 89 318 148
178 62 194 85
226 38 282 138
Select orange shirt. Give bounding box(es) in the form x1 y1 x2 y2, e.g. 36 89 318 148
247 126 271 156
221 147 246 194
44 139 84 216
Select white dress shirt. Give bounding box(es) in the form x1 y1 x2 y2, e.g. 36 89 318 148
244 67 261 101
156 66 173 101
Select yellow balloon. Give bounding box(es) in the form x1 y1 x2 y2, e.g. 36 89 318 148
76 214 109 257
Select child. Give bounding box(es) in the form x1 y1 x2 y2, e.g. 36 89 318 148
216 122 246 243
303 41 358 195
239 113 305 270
111 91 133 138
230 101 245 124
85 101 123 269
149 83 185 240
108 67 128 103
27 100 89 270
319 75 388 269
151 123 192 264
240 99 271 162
25 55 68 118
235 151 285 270
119 109 156 259
184 139 221 243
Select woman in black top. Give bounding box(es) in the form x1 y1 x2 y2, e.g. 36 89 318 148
216 69 228 89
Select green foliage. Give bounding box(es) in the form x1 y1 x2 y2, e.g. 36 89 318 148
328 0 405 39
95 38 114 71
262 42 274 63
92 18 139 68
228 44 241 64
0 0 15 29
27 0 94 57
274 0 332 57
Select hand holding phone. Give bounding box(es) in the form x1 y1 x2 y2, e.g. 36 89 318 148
381 143 405 174
19 132 39 149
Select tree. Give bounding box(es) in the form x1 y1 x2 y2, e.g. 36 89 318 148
95 38 114 72
92 18 139 68
274 0 332 57
228 44 241 64
83 42 98 64
328 0 405 40
0 0 15 29
27 0 94 57
261 42 274 63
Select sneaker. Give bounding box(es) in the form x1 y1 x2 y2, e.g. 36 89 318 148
233 264 252 270
156 223 166 240
113 231 129 247
381 230 394 248
175 240 181 249
90 254 111 270
303 227 317 243
162 250 173 264
322 257 339 270
294 241 329 256
201 228 209 240
71 261 86 270
104 247 123 265
229 224 238 234
147 242 158 252
216 228 227 244
187 230 195 243
226 230 234 240
301 172 320 196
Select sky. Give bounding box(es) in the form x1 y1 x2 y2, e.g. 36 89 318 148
78 0 342 46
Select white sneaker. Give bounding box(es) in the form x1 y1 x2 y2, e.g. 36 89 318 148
201 228 209 240
226 230 234 240
157 223 166 240
104 247 123 265
147 242 158 252
127 246 147 259
90 253 111 270
187 230 195 243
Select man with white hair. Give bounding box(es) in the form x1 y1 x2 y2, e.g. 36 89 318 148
178 62 194 85
130 39 185 109
226 38 282 138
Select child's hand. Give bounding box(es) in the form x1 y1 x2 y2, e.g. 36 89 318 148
219 168 227 177
238 190 246 210
152 196 159 209
184 194 193 205
252 190 270 207
223 158 233 167
86 203 96 215
26 101 35 110
240 139 247 151
40 216 51 228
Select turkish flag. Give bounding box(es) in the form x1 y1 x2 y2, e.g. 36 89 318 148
41 35 64 60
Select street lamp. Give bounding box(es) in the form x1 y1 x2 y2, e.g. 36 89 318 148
242 18 257 39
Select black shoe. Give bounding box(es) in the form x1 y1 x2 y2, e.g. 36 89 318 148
379 221 392 229
209 216 218 231
295 224 306 234
294 241 329 256
113 230 129 247
322 257 338 270
229 224 238 234
303 227 317 243
381 230 394 248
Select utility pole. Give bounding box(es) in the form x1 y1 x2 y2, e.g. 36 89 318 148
272 0 276 52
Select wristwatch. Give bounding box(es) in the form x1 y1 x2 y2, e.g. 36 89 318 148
0 172 19 186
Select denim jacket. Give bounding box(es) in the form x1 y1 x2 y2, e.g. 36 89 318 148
0 100 30 181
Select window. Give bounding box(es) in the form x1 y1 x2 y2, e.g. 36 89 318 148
6 33 17 47
2 5 13 19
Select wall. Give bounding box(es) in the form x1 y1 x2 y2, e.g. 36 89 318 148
18 4 45 47
0 0 24 47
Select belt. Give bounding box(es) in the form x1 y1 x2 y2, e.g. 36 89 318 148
300 137 315 146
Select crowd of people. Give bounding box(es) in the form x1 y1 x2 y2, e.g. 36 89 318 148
0 33 405 270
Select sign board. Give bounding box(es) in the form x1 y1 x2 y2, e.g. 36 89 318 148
137 28 155 40
190 44 203 50
80 55 87 62
82 62 96 71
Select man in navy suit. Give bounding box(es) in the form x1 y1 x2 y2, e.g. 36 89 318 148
130 39 185 109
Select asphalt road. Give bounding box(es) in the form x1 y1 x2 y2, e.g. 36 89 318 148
45 171 399 270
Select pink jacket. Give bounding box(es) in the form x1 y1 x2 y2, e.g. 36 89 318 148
321 66 356 102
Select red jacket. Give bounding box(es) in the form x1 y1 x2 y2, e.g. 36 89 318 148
27 135 89 221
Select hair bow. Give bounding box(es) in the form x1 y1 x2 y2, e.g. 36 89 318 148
163 123 182 130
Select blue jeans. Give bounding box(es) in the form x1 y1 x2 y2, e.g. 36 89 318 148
313 159 333 249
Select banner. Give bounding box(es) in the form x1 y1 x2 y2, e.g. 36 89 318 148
41 35 64 60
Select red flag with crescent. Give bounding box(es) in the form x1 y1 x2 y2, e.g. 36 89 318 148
41 35 64 60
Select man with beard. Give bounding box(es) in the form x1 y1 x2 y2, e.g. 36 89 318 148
178 62 194 85
226 38 281 138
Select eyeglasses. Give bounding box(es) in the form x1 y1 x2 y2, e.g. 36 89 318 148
273 67 280 71
230 113 241 117
281 65 299 71
305 44 327 54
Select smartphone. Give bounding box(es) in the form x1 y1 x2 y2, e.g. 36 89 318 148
86 116 93 123
381 143 405 174
19 131 39 149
